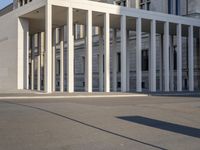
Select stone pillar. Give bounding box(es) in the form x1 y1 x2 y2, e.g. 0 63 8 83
99 27 104 92
52 28 56 92
135 0 140 9
37 33 41 91
80 25 84 38
104 13 110 92
31 35 35 90
40 32 45 90
188 25 194 91
67 7 74 93
44 3 52 93
121 15 127 92
136 17 142 92
177 23 182 91
112 29 117 92
150 19 156 92
163 22 170 92
160 34 163 91
24 20 29 90
85 10 93 92
60 27 64 92
169 35 174 91
126 30 130 92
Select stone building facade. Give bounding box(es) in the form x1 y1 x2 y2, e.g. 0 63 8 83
0 0 200 93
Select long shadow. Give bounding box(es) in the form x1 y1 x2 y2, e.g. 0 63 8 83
0 101 167 150
117 116 200 138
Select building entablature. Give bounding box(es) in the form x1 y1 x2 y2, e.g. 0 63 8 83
12 0 200 29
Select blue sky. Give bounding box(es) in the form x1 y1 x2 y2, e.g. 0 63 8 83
0 0 13 10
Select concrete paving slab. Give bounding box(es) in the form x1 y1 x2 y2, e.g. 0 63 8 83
0 96 199 150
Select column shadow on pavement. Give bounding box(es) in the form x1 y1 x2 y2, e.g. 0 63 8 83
117 116 200 138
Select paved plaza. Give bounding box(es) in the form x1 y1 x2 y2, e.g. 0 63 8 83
0 95 200 150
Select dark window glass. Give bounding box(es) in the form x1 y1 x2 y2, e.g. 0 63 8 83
117 52 121 72
82 56 85 73
117 82 121 88
142 49 149 71
147 2 151 10
58 60 60 75
174 50 177 70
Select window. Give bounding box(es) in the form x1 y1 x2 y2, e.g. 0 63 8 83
117 52 121 72
82 56 85 74
146 0 151 10
168 0 180 15
56 59 60 75
19 0 23 6
174 49 177 70
140 0 151 10
142 49 149 71
115 0 127 7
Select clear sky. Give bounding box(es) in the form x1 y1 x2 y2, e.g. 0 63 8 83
0 0 13 10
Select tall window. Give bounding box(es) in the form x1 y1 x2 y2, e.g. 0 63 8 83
117 52 121 73
168 0 180 15
82 56 85 74
19 0 23 6
142 49 149 71
140 0 151 10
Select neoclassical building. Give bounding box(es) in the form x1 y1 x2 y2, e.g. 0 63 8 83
0 0 200 93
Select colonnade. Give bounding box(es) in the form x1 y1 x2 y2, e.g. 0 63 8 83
27 5 197 93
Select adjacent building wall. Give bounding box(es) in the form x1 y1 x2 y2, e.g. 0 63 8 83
0 12 18 92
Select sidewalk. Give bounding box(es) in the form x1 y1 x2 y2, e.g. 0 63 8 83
0 90 199 99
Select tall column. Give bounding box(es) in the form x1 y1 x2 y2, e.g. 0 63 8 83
126 31 130 92
40 32 45 90
67 7 74 93
99 27 104 92
60 27 64 92
160 34 163 91
177 23 182 91
163 22 170 92
121 15 127 92
44 3 52 93
188 25 194 91
169 36 174 91
31 35 35 90
24 20 29 90
112 29 117 92
150 19 156 92
52 28 56 92
104 13 110 92
135 0 140 9
80 25 84 38
37 33 41 91
85 10 93 92
149 33 152 91
136 17 142 92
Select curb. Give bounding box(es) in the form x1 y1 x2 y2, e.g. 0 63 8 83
0 94 148 100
